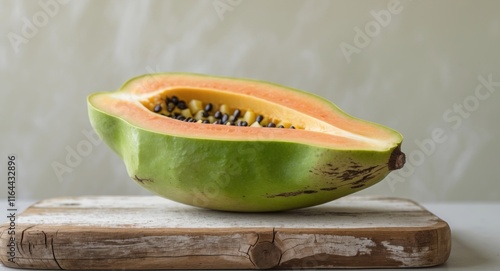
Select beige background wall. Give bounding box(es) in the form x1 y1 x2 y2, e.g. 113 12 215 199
1 0 499 202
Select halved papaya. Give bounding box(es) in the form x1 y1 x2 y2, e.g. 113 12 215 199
88 73 405 212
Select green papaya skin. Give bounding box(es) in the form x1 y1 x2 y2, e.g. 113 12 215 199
88 73 405 212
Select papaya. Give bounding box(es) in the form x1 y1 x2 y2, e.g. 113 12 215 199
87 73 405 212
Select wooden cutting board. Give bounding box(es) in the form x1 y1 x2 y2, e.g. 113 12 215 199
0 196 450 269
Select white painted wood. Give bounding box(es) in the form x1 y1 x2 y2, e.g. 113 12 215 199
381 241 431 266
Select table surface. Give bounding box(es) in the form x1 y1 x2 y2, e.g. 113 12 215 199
1 199 499 271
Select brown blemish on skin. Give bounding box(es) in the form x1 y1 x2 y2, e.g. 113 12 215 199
349 161 362 169
266 190 318 198
320 187 338 191
321 165 378 182
352 174 374 185
337 166 377 182
133 175 154 184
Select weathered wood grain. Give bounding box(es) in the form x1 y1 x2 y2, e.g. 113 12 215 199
0 196 451 269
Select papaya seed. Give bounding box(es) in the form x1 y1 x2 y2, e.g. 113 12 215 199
214 111 222 119
177 101 187 110
233 109 241 119
204 103 213 112
171 96 179 105
153 104 162 113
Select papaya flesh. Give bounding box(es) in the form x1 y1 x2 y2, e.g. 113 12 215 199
88 73 405 212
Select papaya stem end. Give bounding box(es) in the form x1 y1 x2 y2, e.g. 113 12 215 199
388 146 406 170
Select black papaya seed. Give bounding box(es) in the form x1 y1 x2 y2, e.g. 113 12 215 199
214 111 222 119
256 115 264 123
153 104 162 113
171 96 179 105
233 109 241 119
204 103 213 112
177 101 187 110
